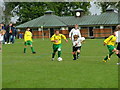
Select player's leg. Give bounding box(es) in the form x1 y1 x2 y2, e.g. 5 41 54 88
77 47 81 59
52 44 57 60
24 42 27 53
116 43 120 58
72 46 77 60
58 44 62 58
29 41 36 54
73 52 77 60
115 49 120 58
103 45 114 62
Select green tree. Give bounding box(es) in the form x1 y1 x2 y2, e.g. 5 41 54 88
4 2 90 25
95 2 119 13
4 2 19 25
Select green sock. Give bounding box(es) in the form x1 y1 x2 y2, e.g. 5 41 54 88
52 52 56 58
58 51 61 57
104 52 114 60
24 48 26 53
31 47 35 52
109 52 114 57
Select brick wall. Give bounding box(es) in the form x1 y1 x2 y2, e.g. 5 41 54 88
93 28 112 37
80 29 88 37
18 28 112 38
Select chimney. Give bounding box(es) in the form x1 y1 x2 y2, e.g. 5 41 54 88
74 8 85 17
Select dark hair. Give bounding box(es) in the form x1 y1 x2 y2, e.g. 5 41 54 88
26 27 30 30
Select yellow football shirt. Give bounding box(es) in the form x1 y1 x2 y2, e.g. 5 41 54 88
24 31 32 42
51 34 66 44
104 35 116 46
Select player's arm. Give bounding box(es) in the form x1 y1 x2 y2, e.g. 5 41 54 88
78 30 81 38
69 29 73 40
61 34 68 43
104 35 113 45
24 32 27 42
50 35 58 43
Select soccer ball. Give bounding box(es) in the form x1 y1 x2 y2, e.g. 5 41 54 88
58 57 62 61
81 37 85 41
117 63 120 65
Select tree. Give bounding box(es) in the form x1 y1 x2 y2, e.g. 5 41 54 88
95 2 119 13
4 2 19 25
4 2 91 25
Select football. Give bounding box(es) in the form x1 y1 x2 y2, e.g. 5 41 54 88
58 57 62 61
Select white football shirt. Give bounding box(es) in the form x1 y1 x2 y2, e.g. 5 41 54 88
0 34 4 42
116 31 120 42
69 28 81 40
72 38 83 47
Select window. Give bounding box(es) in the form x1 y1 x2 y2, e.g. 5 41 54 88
81 27 88 29
104 26 111 29
95 26 100 29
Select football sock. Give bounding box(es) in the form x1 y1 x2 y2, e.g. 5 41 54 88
31 47 35 52
77 52 80 57
24 48 26 53
109 52 114 58
52 52 55 58
104 52 114 60
116 54 120 58
73 54 76 59
58 51 61 57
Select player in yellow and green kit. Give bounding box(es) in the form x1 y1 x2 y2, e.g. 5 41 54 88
24 27 36 54
103 32 120 62
50 30 68 61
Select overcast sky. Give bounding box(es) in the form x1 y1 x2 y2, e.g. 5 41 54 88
0 0 102 23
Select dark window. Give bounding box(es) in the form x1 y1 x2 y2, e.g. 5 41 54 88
95 26 100 28
81 27 88 29
104 26 111 28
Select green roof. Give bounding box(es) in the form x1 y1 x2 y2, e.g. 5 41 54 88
16 14 67 28
17 10 118 28
59 11 118 26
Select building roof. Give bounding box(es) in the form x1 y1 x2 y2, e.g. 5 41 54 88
59 11 118 26
16 14 67 28
16 10 118 28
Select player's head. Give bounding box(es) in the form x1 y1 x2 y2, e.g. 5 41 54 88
73 35 79 40
26 27 30 31
75 24 79 29
116 25 120 31
55 30 59 35
0 30 6 35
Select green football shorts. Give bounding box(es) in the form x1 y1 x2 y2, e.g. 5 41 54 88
53 44 62 52
24 41 32 46
107 45 115 52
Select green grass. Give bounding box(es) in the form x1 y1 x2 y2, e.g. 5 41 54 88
2 39 118 88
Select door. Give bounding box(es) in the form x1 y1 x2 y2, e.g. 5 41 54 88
112 26 116 33
50 28 54 37
89 27 94 37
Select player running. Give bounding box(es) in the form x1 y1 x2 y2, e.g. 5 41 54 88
0 30 6 50
24 27 36 54
50 30 68 61
115 25 120 65
72 35 85 60
103 31 120 62
69 24 81 40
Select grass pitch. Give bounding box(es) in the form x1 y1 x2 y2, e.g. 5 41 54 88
2 39 118 88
